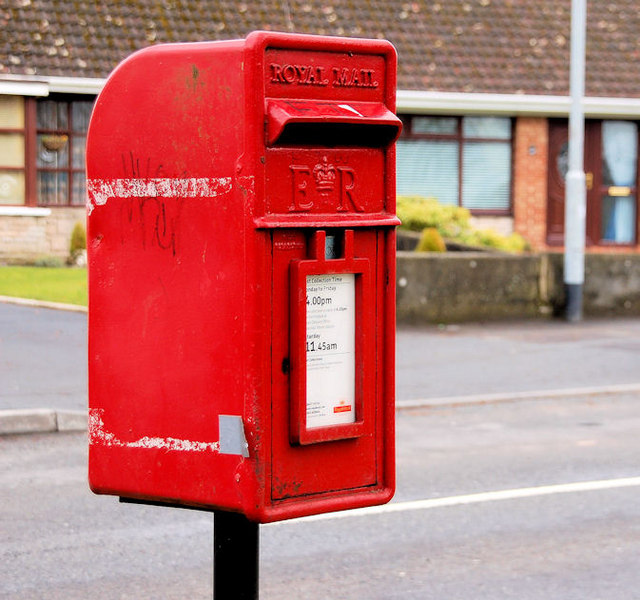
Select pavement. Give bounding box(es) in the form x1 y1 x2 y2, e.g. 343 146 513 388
1 295 639 435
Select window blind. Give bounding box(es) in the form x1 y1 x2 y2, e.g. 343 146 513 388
396 139 459 206
462 142 512 211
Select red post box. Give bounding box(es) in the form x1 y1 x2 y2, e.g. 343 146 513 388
86 31 400 523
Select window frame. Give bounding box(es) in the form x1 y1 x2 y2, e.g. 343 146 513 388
397 114 515 215
0 97 31 206
21 95 94 207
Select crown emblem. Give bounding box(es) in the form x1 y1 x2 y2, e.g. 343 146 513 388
313 156 336 194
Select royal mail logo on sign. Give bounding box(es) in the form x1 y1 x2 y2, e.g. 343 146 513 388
268 63 379 89
334 400 353 414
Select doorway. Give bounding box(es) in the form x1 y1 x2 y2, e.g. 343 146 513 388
546 118 638 246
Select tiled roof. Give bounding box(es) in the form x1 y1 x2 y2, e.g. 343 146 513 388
1 0 640 97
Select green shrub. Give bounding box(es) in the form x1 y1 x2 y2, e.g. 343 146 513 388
457 229 530 252
397 196 471 239
415 227 446 252
397 195 530 253
69 222 86 254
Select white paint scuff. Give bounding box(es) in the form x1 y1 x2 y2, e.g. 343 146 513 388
88 408 220 453
338 103 364 117
86 177 233 214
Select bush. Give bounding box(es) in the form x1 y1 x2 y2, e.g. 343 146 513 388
397 196 471 239
415 227 446 252
457 229 530 253
68 222 87 266
397 195 529 253
69 222 87 254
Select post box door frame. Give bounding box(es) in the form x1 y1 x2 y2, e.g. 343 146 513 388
289 229 374 445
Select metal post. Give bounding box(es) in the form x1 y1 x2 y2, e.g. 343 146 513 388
564 0 587 321
214 511 259 599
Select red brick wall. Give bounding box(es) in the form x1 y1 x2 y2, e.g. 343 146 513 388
513 117 549 250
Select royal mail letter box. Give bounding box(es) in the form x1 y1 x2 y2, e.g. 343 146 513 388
87 31 400 522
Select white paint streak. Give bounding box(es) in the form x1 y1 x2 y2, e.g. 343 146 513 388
88 408 219 453
275 477 640 525
86 177 234 214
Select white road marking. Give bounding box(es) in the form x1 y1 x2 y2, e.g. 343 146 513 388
278 477 640 524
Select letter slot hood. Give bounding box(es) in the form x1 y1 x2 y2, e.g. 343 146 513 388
266 99 402 147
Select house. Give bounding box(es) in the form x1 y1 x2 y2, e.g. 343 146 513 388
2 0 640 261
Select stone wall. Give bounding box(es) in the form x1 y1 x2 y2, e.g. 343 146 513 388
0 208 85 264
397 251 640 323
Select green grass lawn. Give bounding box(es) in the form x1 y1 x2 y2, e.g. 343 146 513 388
0 266 87 306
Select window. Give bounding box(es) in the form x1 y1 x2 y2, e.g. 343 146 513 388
396 115 513 213
601 120 637 244
0 95 94 207
0 96 26 205
35 97 93 206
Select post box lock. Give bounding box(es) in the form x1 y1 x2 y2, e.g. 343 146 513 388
87 31 398 523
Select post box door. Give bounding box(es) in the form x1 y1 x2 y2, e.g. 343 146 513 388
270 228 385 502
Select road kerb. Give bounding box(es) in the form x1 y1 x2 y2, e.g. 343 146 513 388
0 295 87 313
397 382 640 410
0 409 87 435
0 409 58 435
57 410 88 432
2 383 639 435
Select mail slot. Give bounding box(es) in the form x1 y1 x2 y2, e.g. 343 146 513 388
86 31 400 522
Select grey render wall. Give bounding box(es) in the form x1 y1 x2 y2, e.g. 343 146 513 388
396 252 640 323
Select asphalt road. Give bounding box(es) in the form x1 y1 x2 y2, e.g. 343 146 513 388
0 302 87 411
2 300 640 411
2 393 639 599
396 318 640 401
1 302 640 598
